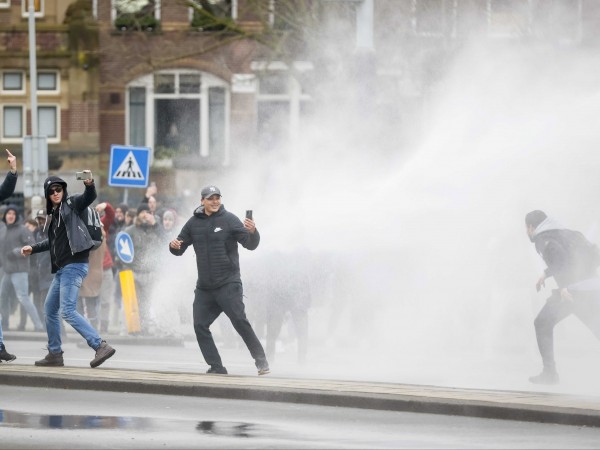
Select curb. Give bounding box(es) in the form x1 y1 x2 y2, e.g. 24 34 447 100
0 365 599 428
3 331 186 347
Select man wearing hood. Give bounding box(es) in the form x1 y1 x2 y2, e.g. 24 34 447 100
526 210 600 384
0 149 18 363
0 205 43 332
169 185 269 376
21 172 116 368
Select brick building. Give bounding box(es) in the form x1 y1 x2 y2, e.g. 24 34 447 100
2 0 600 204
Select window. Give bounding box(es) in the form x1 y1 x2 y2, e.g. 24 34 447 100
127 70 229 166
488 0 532 37
1 71 25 95
189 0 233 31
38 105 59 142
253 62 313 154
113 0 160 31
21 0 44 18
412 0 457 37
0 1 10 9
37 71 59 94
2 106 25 142
533 0 582 44
129 87 146 147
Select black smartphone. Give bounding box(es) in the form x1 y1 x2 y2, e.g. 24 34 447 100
245 210 253 220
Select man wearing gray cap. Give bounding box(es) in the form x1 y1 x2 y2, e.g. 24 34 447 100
169 185 269 375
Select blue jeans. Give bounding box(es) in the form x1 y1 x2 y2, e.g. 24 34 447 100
45 263 102 353
0 272 43 330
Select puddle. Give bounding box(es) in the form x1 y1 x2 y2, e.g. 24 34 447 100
196 421 261 437
0 410 153 430
0 410 273 438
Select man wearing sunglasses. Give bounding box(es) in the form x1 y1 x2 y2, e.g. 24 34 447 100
21 172 116 368
0 149 18 364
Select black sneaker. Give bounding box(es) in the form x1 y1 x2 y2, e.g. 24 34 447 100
0 348 16 363
529 369 559 385
90 341 116 368
206 366 228 374
35 350 64 367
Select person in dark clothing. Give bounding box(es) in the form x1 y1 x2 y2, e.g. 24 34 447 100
0 205 43 332
29 210 53 325
169 185 269 376
526 210 600 384
21 172 116 368
0 149 18 363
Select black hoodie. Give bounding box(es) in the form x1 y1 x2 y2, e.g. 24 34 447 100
30 175 97 273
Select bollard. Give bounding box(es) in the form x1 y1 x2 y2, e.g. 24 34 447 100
119 269 141 333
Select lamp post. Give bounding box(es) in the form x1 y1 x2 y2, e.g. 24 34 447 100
24 0 47 205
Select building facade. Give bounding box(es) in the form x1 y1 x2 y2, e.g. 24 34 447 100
1 0 599 203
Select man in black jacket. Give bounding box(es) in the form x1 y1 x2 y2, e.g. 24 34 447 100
0 149 18 363
21 173 116 368
526 210 600 384
169 185 269 375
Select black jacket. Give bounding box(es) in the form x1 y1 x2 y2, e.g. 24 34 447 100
0 171 17 203
533 226 598 288
30 176 97 273
170 204 260 289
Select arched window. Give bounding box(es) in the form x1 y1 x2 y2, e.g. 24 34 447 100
126 70 229 167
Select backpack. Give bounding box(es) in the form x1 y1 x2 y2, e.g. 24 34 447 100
66 198 103 250
559 229 600 271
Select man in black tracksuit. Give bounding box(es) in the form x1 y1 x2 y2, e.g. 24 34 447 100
169 185 269 375
526 210 600 384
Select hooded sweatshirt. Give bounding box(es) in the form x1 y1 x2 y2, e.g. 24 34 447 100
532 217 599 288
0 204 32 273
30 175 97 273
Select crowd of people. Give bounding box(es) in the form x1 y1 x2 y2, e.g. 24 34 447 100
3 146 600 383
0 181 183 338
0 151 301 375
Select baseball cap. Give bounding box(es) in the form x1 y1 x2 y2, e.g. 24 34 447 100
201 185 221 199
35 209 46 219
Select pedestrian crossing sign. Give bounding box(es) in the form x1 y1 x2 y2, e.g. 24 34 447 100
108 145 151 188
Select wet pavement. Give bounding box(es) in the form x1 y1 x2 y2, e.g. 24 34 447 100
0 362 600 428
2 330 600 430
2 386 600 449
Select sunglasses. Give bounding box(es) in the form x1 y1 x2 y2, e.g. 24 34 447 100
49 186 63 195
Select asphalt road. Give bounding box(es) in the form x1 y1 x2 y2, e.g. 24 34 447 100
2 386 600 449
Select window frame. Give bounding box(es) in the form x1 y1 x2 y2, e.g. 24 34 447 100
1 105 26 143
126 69 230 164
111 0 161 22
411 0 458 38
252 61 313 150
37 104 60 144
487 0 533 38
37 70 60 95
21 0 44 18
1 71 26 96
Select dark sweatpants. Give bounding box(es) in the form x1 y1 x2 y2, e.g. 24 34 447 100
534 290 600 371
193 282 267 369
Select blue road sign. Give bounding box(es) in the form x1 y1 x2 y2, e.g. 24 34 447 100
108 145 150 188
115 231 134 264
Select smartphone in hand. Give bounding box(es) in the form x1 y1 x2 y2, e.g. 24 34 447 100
76 171 92 181
245 210 253 220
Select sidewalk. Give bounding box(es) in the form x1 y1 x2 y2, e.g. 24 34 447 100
2 330 186 347
0 363 599 428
